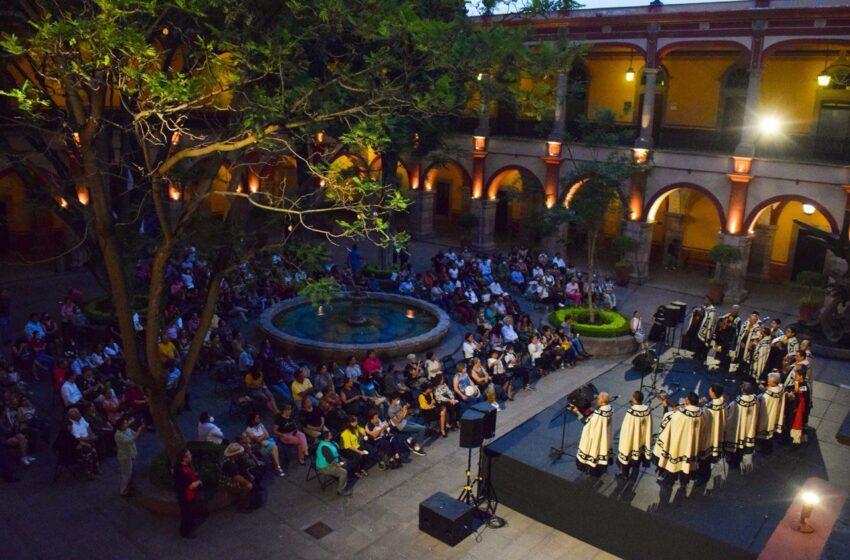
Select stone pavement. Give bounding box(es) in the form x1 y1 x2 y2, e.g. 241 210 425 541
2 239 849 560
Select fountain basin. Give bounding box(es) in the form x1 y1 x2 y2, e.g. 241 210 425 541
260 292 451 363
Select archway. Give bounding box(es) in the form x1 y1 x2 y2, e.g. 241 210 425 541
744 197 838 282
485 166 544 239
423 160 472 220
645 184 725 272
560 178 625 250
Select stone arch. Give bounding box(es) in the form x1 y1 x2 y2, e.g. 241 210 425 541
657 40 751 61
422 159 472 218
645 182 727 229
744 195 838 235
485 165 543 201
485 165 545 238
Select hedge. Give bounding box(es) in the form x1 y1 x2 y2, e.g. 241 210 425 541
547 307 631 338
82 295 149 325
148 441 225 491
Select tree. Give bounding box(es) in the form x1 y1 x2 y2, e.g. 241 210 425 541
0 0 574 460
562 109 635 321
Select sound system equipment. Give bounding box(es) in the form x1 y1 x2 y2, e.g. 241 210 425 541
632 350 657 373
419 491 475 546
664 302 686 327
471 401 497 439
567 383 599 411
459 410 485 448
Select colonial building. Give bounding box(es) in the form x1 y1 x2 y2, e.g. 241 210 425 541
406 0 850 301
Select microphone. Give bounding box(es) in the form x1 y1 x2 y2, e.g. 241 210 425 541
609 394 621 403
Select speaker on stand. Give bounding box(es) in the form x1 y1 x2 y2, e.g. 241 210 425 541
456 406 503 525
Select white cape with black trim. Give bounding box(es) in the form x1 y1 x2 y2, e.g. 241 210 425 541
700 398 727 459
751 337 771 378
698 305 717 343
725 394 759 451
756 386 786 440
653 405 704 474
617 404 653 465
577 405 613 468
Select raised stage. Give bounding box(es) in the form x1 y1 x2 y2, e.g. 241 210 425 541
483 352 836 560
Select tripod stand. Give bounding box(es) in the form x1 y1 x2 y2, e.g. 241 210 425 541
549 402 576 461
458 447 478 506
458 445 501 520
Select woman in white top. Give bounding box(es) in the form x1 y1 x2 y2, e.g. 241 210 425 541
462 332 480 361
424 352 443 379
244 413 284 476
528 334 544 367
197 411 224 444
630 311 643 336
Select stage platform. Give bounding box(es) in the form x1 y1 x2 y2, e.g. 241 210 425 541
483 351 837 560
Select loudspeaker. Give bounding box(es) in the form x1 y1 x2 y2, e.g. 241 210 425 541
419 491 475 546
567 383 598 411
631 350 657 373
459 410 484 449
470 401 497 439
665 302 686 326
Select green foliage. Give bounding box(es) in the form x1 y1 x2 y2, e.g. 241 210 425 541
148 441 225 491
800 294 824 307
612 235 638 258
708 243 742 282
547 308 631 338
282 241 331 276
299 276 341 308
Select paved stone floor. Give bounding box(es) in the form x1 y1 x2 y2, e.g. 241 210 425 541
2 238 848 560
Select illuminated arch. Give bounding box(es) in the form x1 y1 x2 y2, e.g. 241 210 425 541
485 165 543 201
644 182 727 230
744 195 838 235
657 40 750 60
561 178 589 209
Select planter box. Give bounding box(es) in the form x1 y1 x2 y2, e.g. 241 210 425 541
579 334 638 357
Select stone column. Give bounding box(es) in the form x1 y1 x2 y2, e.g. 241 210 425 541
635 68 659 149
628 169 647 221
662 211 686 268
624 220 654 284
543 156 561 208
409 189 435 240
726 173 751 235
470 198 496 253
551 71 569 137
734 69 763 157
718 232 753 304
749 224 776 281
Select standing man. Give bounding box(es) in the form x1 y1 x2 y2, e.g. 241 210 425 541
725 382 759 469
784 367 812 449
174 448 203 538
756 372 786 454
695 296 717 365
653 392 705 484
572 392 614 477
114 416 144 496
616 391 652 480
697 384 727 484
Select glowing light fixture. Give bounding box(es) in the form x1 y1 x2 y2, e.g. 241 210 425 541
477 73 484 81
170 132 180 146
546 140 562 158
732 156 752 174
796 491 819 533
817 70 832 87
161 27 169 36
625 52 635 82
56 196 69 209
76 185 90 205
406 309 415 319
315 131 324 144
758 114 782 135
168 184 182 201
632 147 649 165
473 135 487 152
802 203 816 216
72 132 81 148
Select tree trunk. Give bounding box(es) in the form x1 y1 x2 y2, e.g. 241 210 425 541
379 150 399 269
148 385 184 461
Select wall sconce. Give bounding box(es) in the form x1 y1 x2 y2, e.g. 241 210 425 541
161 26 169 36
732 156 752 174
477 73 484 81
546 140 562 158
758 114 782 136
72 132 81 148
315 131 325 144
473 135 487 152
817 70 831 87
170 132 180 146
625 52 635 82
796 491 819 533
802 203 816 216
318 178 326 187
632 148 649 165
56 196 69 209
248 174 259 193
168 184 182 201
76 185 90 205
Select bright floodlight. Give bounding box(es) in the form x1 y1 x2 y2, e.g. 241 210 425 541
759 115 782 135
802 491 819 506
802 204 816 216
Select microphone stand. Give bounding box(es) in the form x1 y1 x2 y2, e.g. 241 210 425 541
550 400 576 461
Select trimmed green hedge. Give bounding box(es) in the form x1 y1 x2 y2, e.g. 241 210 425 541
83 295 149 325
547 307 631 338
148 441 225 491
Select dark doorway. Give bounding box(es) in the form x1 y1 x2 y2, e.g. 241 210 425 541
495 191 510 234
719 96 745 151
814 102 850 162
435 180 450 216
791 228 828 281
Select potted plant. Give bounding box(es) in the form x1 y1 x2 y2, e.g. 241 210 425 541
707 243 742 304
612 235 638 286
795 271 826 324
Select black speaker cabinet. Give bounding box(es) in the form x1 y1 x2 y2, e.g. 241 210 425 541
419 491 475 547
567 383 599 411
470 401 497 439
459 410 484 448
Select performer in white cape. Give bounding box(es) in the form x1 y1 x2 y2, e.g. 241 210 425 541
616 391 653 480
755 371 786 454
750 326 771 382
696 383 727 484
725 382 759 468
695 297 717 364
572 392 614 477
653 392 705 482
734 311 760 373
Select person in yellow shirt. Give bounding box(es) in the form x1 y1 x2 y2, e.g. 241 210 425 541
290 367 316 408
243 367 279 415
417 383 447 437
339 415 371 478
157 333 178 364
